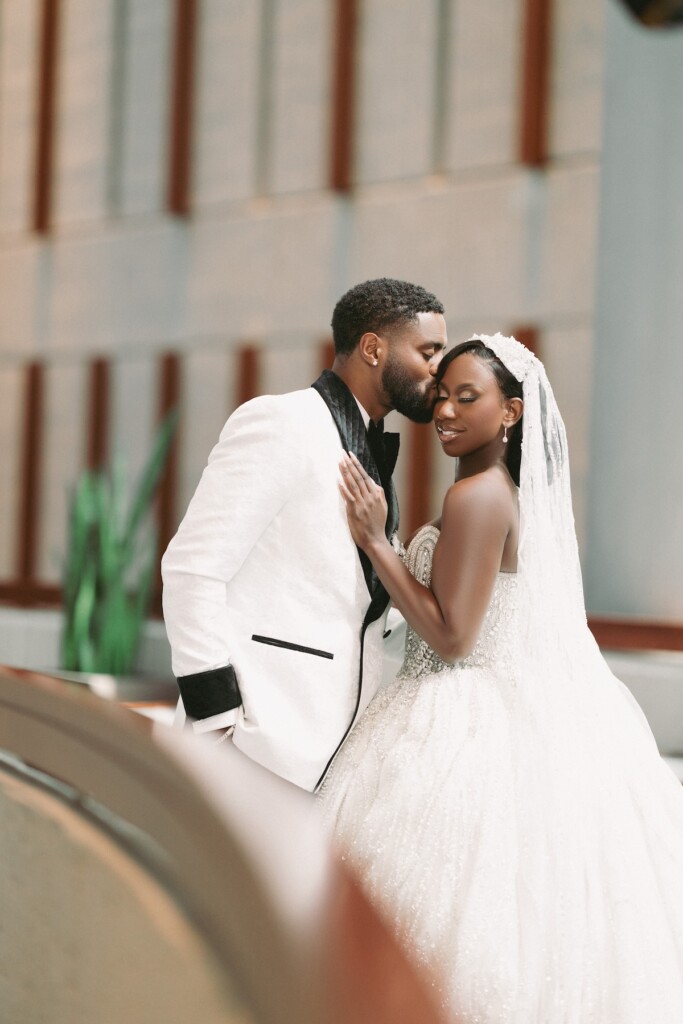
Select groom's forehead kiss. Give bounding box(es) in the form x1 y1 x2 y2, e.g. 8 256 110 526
390 310 448 361
389 311 448 376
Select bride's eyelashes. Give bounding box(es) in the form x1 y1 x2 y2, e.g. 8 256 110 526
434 391 478 404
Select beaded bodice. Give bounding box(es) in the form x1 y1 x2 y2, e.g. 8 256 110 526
396 524 519 680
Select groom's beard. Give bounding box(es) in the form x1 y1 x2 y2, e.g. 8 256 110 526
381 357 436 423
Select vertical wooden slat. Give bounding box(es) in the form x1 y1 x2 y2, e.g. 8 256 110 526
86 357 110 471
152 352 181 615
319 338 336 373
156 352 181 562
16 363 45 586
167 0 198 215
33 0 61 232
236 345 261 407
405 422 434 538
518 0 552 167
329 0 358 192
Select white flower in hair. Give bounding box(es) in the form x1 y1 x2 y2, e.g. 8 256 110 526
469 332 536 383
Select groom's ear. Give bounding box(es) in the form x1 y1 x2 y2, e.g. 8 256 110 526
358 331 382 368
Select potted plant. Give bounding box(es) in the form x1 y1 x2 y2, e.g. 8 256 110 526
58 410 179 701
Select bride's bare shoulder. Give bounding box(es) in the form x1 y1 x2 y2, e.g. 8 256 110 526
442 468 516 525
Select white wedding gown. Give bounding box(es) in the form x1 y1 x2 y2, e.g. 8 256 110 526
319 525 683 1023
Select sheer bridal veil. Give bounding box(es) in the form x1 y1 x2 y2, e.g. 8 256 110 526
474 334 620 697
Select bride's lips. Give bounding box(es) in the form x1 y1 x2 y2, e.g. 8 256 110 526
436 424 464 442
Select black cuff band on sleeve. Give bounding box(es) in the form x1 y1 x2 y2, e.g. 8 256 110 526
177 664 242 721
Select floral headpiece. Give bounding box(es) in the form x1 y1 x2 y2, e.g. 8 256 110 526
469 333 538 384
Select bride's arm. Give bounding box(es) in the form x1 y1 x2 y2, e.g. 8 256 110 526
340 453 510 662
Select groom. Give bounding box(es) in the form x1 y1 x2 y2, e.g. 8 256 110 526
162 278 447 791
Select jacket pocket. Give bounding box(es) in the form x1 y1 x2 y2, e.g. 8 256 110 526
251 634 334 660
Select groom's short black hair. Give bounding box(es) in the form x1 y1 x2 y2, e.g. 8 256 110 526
331 278 444 357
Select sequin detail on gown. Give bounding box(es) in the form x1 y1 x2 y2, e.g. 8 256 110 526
397 524 519 679
319 525 683 1023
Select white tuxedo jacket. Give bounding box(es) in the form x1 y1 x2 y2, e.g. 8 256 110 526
162 372 403 791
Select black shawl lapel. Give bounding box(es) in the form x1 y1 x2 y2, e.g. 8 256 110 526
312 370 399 611
312 370 379 482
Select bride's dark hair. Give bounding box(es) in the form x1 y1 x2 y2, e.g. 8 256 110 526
434 340 524 486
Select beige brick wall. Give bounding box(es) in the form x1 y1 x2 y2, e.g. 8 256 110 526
0 0 608 586
445 0 524 170
53 0 117 227
0 0 40 235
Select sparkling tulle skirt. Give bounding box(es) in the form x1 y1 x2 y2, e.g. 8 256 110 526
318 531 683 1022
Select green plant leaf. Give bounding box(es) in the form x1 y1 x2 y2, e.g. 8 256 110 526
60 408 178 674
125 409 179 541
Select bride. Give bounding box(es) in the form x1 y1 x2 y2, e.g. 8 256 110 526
318 334 683 1023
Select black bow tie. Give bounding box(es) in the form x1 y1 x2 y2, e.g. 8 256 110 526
368 419 400 478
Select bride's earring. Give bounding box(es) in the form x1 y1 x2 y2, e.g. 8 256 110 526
502 425 509 445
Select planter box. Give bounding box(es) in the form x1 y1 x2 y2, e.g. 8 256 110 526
46 669 178 704
0 608 173 683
